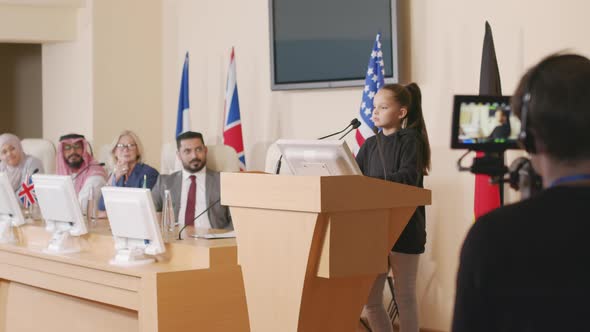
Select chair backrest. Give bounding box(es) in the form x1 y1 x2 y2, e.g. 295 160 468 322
160 142 240 174
264 142 292 175
207 145 240 172
97 144 113 174
21 138 57 174
160 142 178 175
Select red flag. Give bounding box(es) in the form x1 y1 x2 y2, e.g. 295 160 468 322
475 21 502 219
474 152 501 218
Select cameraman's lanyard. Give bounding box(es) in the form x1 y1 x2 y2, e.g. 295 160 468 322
550 174 590 188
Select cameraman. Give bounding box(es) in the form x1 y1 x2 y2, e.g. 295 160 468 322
453 53 590 331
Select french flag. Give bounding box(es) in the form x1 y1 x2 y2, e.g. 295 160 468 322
223 47 246 170
176 52 190 137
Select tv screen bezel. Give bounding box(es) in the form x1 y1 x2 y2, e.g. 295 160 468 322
268 0 400 91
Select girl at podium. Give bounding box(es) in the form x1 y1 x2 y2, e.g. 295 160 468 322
356 83 431 332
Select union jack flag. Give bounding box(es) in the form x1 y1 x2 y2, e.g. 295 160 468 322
17 175 36 208
352 33 385 154
223 47 246 170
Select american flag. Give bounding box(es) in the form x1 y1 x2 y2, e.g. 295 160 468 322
17 175 36 208
223 47 246 170
352 33 385 153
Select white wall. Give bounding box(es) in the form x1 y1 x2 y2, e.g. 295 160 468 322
162 0 367 171
42 1 93 143
0 2 79 43
93 0 162 168
0 0 84 142
42 0 163 168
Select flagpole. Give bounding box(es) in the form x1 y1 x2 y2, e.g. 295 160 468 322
223 47 247 171
475 21 504 216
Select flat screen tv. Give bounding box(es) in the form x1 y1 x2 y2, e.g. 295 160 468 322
269 0 399 90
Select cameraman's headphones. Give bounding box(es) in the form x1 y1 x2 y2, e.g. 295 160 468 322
518 91 536 153
518 70 537 154
508 156 543 196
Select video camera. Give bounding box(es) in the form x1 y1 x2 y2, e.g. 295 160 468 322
451 95 542 198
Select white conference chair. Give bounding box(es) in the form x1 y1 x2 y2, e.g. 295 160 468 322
97 144 113 174
21 138 56 174
160 142 240 174
160 142 178 175
207 145 240 173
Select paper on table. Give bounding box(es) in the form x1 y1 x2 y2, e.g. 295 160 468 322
191 230 236 239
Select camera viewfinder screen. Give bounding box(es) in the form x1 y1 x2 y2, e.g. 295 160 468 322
452 95 521 151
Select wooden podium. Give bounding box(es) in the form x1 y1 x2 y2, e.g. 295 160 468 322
0 222 249 332
221 173 431 332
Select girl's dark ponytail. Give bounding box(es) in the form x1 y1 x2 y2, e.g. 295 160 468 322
404 83 431 175
379 83 431 175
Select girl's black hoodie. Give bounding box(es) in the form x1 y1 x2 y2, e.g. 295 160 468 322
356 128 426 254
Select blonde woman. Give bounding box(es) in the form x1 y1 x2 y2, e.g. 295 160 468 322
97 130 159 214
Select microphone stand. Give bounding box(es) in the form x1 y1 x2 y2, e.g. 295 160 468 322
317 124 353 140
275 155 284 175
317 119 360 140
338 121 361 140
276 119 360 174
177 198 221 240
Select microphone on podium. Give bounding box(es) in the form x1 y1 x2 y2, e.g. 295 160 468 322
275 118 361 174
337 118 361 140
317 118 360 140
177 198 221 240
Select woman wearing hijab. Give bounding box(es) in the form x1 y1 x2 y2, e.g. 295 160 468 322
0 133 44 192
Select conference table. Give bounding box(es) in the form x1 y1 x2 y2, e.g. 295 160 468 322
0 220 249 332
